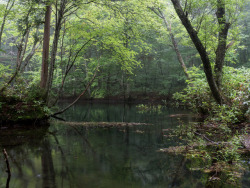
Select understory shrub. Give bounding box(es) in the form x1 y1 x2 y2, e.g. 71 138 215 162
0 76 50 122
174 66 250 124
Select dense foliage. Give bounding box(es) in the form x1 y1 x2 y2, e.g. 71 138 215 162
174 66 250 123
0 0 249 123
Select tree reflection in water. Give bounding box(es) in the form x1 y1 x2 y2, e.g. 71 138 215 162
0 104 249 188
161 121 250 188
41 138 56 188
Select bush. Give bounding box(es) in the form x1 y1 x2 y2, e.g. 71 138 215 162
0 76 50 123
174 66 250 123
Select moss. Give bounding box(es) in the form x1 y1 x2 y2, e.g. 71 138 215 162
0 94 49 126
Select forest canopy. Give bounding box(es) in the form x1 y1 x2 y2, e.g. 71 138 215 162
0 0 249 123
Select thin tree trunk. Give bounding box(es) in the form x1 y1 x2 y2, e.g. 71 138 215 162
156 8 189 79
21 42 41 73
20 27 41 72
46 0 66 101
84 62 91 96
50 38 92 106
0 32 26 93
0 0 15 49
18 29 30 65
0 15 7 50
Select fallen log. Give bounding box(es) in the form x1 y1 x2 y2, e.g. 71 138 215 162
158 141 250 154
158 145 191 154
53 121 152 128
168 114 192 117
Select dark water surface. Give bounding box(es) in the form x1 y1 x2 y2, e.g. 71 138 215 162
0 103 249 187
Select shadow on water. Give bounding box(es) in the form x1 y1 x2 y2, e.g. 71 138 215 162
0 102 249 187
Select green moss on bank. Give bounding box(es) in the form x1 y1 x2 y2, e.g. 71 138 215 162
0 94 49 126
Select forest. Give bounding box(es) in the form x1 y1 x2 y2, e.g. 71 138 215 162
0 0 250 187
0 0 249 122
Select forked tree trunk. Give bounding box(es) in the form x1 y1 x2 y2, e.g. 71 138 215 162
171 0 223 104
0 28 28 93
46 0 66 103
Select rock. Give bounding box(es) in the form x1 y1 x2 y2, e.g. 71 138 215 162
241 135 250 149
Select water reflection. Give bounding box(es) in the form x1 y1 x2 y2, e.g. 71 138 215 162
41 138 56 188
0 103 249 187
163 122 250 188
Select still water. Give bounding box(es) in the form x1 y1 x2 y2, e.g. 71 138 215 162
0 102 249 188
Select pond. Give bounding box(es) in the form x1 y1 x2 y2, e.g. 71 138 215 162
0 102 249 188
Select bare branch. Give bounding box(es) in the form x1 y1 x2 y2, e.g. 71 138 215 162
51 64 99 116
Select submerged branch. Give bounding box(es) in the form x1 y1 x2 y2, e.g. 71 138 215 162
3 149 11 188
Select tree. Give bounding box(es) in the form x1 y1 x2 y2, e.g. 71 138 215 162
0 0 15 50
149 4 190 79
170 0 244 105
0 0 43 93
40 3 51 90
45 0 96 101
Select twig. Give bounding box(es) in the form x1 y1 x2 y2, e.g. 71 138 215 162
3 149 11 188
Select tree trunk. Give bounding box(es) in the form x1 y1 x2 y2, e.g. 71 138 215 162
214 0 230 88
46 0 66 102
158 8 189 79
21 28 41 72
171 0 223 104
0 0 15 49
0 29 27 93
40 5 51 89
0 15 7 50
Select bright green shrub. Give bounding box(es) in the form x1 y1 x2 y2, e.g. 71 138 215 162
174 66 250 123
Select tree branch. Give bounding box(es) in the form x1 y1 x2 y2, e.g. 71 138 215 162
51 64 99 116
